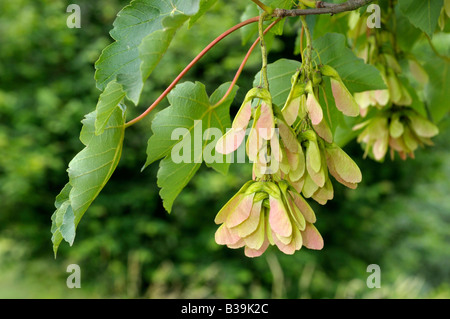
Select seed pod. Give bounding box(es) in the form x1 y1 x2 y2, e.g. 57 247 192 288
383 53 402 74
389 113 404 138
320 64 359 117
215 180 323 257
354 108 438 161
312 118 333 143
300 223 324 250
405 110 439 138
312 70 323 86
305 82 324 125
408 58 429 86
282 80 306 125
386 69 403 104
325 142 362 188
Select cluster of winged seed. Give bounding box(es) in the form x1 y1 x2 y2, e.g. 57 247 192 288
354 108 439 161
214 180 322 257
349 26 439 161
214 64 363 257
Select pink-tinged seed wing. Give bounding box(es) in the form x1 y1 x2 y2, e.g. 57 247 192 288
278 120 298 153
389 136 408 152
311 178 334 205
227 238 245 249
215 128 246 155
331 173 358 189
397 85 412 106
325 151 359 189
289 175 305 193
306 139 321 173
256 102 275 140
246 126 264 162
215 224 241 245
244 208 266 250
293 226 303 250
289 153 305 182
408 113 439 138
232 101 252 130
308 164 326 188
325 145 362 184
330 78 359 117
374 89 389 106
271 229 298 255
282 96 300 126
233 200 263 238
403 127 418 151
372 136 389 161
296 143 306 178
214 193 244 224
225 193 255 228
280 148 291 175
269 196 292 238
285 149 299 174
355 91 374 109
245 239 269 258
389 116 404 138
312 119 333 144
265 212 274 245
289 190 316 224
301 173 320 198
270 130 282 164
301 223 324 250
306 93 323 125
276 232 293 245
386 71 402 104
408 59 429 86
286 195 306 231
253 140 271 178
253 159 265 179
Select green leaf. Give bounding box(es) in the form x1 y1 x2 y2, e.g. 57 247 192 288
95 0 201 105
413 33 450 122
50 183 73 256
319 77 346 135
312 33 386 93
240 0 292 45
189 0 218 28
94 81 126 135
254 58 302 107
144 82 238 212
257 41 385 108
395 8 423 51
240 4 260 45
312 12 348 40
139 14 191 83
51 106 126 255
425 59 450 122
399 75 427 117
60 205 76 246
399 0 444 37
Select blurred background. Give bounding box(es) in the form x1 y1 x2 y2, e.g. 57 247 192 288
0 0 449 298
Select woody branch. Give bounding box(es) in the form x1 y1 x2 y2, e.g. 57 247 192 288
272 0 374 17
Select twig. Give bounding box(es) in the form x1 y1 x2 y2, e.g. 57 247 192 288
125 17 260 128
126 0 375 127
259 13 270 89
273 0 373 17
213 18 282 107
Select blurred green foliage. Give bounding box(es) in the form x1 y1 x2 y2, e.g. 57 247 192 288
0 0 449 298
